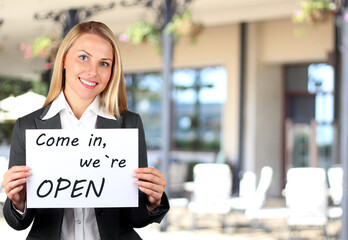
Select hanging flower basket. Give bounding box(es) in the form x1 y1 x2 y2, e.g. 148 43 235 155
119 10 203 52
309 8 330 22
164 10 203 38
120 21 160 46
293 0 336 24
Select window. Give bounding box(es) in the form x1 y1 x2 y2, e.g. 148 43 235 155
125 66 227 151
125 73 163 149
173 67 227 150
285 63 335 168
309 64 335 168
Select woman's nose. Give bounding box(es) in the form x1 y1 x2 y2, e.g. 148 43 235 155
86 63 98 77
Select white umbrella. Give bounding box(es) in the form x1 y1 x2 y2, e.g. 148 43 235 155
0 90 46 121
0 95 16 111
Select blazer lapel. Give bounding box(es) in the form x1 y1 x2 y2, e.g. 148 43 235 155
34 114 61 129
34 104 62 129
96 116 122 129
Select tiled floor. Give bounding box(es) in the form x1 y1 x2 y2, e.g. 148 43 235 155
0 199 342 240
150 199 342 240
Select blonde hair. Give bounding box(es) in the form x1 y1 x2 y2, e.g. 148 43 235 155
44 21 128 117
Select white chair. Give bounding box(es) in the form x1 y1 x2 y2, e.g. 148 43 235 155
168 161 189 197
229 166 273 217
239 171 256 199
328 167 343 206
285 167 328 239
327 167 343 220
188 163 232 230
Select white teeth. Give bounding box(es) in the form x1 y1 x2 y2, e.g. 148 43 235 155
80 78 96 86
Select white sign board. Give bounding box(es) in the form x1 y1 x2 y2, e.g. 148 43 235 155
26 129 138 208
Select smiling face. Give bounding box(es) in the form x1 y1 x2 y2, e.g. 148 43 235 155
63 33 114 109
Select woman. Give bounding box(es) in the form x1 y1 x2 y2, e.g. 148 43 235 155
2 21 169 240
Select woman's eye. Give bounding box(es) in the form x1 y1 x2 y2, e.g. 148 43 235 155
101 62 109 67
79 55 88 61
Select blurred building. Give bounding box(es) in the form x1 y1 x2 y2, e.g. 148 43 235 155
0 0 337 196
119 15 335 197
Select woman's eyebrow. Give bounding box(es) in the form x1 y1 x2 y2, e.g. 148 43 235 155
101 57 113 62
78 50 112 61
78 50 92 56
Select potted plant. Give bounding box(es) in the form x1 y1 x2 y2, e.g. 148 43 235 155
164 10 203 40
119 21 161 51
119 10 203 52
293 0 336 24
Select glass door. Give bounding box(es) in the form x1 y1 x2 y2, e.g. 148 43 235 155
284 63 335 170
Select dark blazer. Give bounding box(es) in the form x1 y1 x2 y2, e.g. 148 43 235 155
3 105 170 240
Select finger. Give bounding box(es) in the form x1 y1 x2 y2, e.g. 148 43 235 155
147 195 161 205
138 186 162 203
135 180 164 194
135 172 165 185
3 171 31 187
4 178 27 194
7 185 24 200
147 195 158 204
135 167 164 179
6 183 26 204
4 166 31 181
5 171 31 181
6 166 30 175
134 169 166 184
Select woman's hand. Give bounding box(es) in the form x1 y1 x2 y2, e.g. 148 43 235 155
2 166 31 212
134 167 166 212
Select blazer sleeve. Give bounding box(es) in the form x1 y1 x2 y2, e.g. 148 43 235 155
121 111 170 228
3 118 36 230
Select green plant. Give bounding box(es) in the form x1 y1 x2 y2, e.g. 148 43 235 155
293 0 336 24
20 35 61 69
119 10 203 52
119 21 161 50
0 77 47 100
0 77 47 144
164 10 203 40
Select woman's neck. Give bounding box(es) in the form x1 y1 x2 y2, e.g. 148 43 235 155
63 92 95 120
70 103 88 120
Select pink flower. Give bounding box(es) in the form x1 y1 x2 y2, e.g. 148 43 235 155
24 45 32 58
19 43 26 51
54 39 60 46
293 9 302 16
345 13 348 23
119 33 130 43
45 62 51 70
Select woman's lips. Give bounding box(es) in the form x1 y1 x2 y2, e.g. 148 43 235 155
79 78 97 87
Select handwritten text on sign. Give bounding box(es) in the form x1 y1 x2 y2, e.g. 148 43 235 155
26 129 138 208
